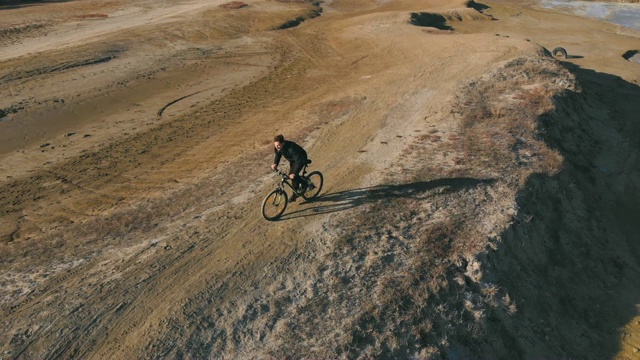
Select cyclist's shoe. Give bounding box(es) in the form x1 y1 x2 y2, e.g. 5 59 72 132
290 193 298 202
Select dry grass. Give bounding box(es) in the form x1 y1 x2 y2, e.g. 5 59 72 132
73 14 109 19
219 1 248 9
0 154 257 306
314 96 364 121
451 56 576 184
1 51 582 357
0 23 47 36
223 55 581 357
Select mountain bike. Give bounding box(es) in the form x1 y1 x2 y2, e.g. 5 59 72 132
261 160 323 221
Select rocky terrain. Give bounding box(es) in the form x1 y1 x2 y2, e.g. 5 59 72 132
1 0 639 358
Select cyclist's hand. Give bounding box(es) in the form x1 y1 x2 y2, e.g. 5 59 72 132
289 174 295 180
271 163 277 171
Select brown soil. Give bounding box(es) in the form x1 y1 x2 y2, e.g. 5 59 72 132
1 0 639 358
219 2 248 10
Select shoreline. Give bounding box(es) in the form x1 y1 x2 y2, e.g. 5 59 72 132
539 0 640 30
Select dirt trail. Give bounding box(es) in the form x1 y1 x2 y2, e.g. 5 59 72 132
0 0 234 62
1 0 639 358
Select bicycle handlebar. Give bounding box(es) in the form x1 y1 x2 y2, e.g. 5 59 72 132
274 169 289 179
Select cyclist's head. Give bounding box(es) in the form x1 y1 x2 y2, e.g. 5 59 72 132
274 134 285 150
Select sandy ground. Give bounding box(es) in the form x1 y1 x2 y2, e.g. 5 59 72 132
1 0 639 358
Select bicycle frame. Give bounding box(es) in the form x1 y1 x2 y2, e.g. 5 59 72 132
274 170 306 196
274 160 310 191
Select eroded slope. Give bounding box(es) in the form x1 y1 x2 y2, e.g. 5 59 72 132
1 0 639 359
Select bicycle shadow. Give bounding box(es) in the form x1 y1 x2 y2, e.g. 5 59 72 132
280 177 496 220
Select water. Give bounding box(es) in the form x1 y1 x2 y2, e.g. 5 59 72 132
540 0 640 31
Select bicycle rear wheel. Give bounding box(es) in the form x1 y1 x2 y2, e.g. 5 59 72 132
301 171 323 200
262 189 288 221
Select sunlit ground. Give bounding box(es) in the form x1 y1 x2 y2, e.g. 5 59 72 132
540 0 640 30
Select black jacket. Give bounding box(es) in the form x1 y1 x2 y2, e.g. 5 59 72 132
274 140 307 165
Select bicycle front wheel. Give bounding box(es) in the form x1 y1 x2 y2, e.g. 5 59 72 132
262 189 288 221
302 171 323 200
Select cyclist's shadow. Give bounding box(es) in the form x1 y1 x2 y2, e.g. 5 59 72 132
279 177 495 220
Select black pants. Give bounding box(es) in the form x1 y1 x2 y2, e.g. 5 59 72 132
289 158 307 191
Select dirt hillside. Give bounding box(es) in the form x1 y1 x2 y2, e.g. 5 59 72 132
1 0 639 358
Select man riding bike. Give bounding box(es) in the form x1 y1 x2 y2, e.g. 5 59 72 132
271 134 308 201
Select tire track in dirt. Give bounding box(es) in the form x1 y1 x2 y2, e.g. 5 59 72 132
1 27 344 357
2 109 331 359
116 34 526 360
0 40 300 243
2 20 342 352
156 90 206 117
1 2 566 357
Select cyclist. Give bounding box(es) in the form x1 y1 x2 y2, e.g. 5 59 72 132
271 134 308 201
